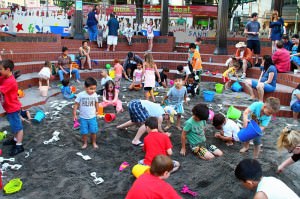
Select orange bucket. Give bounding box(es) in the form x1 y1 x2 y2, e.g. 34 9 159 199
70 86 76 93
104 113 116 122
98 105 104 116
17 89 25 98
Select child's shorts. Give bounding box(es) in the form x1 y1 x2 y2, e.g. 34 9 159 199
164 100 184 114
79 117 98 135
128 100 149 123
144 87 153 91
191 143 218 158
222 76 230 83
291 101 300 112
7 111 23 134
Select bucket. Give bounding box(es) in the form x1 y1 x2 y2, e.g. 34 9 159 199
17 89 24 98
98 105 104 116
109 69 115 79
226 106 242 120
231 81 243 92
39 86 49 97
70 86 76 93
208 110 215 120
132 164 150 178
215 83 224 94
203 91 215 102
238 120 262 142
33 110 45 123
104 113 116 122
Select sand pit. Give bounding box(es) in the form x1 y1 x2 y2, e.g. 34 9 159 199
0 81 299 199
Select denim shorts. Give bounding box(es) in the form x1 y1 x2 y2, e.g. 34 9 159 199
291 101 300 112
252 135 262 145
79 117 98 135
7 111 23 134
251 80 276 93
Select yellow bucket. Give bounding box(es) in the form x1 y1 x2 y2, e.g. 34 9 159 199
109 69 115 79
132 164 150 178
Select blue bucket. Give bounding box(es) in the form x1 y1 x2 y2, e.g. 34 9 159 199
203 91 215 102
33 110 45 123
238 120 262 142
231 81 243 92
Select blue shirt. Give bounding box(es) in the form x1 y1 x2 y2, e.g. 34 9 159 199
86 11 98 27
283 41 293 51
245 21 260 40
260 65 277 87
167 86 187 105
61 86 74 99
107 17 119 36
249 102 271 127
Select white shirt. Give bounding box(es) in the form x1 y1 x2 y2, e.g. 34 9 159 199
140 100 165 117
176 66 191 76
223 119 240 141
257 177 299 199
133 69 143 83
101 76 112 87
75 91 98 119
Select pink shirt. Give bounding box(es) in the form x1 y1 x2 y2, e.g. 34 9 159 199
114 63 123 76
272 48 291 73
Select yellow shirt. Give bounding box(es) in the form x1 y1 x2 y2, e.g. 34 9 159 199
192 50 202 70
222 67 236 78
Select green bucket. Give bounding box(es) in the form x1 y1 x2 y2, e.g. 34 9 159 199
226 106 242 120
215 83 224 94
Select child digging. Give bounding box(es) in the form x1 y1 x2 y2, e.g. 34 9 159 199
222 61 240 90
38 61 52 88
99 80 123 114
73 77 99 149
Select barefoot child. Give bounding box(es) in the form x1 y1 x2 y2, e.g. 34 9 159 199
162 74 187 130
128 61 143 91
20 108 32 124
222 61 240 90
61 79 75 99
113 58 128 89
99 80 123 114
143 53 160 101
180 104 223 160
73 77 99 149
290 83 300 124
38 61 51 88
212 113 240 146
277 127 300 173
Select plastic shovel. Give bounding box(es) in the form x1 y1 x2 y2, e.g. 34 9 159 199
2 163 22 171
76 152 92 160
0 157 15 163
90 172 104 185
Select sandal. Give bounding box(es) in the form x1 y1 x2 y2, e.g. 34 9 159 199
132 141 144 147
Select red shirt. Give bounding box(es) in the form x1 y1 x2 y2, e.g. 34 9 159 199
143 131 173 165
126 173 181 199
272 48 291 73
0 75 21 113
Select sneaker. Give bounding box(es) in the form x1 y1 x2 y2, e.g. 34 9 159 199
3 138 16 146
241 73 246 79
10 145 24 156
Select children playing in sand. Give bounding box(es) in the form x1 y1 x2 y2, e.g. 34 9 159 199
20 108 32 124
61 79 76 99
98 69 112 95
222 61 240 90
290 83 300 124
277 127 300 173
186 74 198 97
143 53 160 101
73 77 99 149
139 117 180 173
38 61 52 88
99 80 123 114
128 61 143 91
0 59 25 156
162 74 187 130
126 155 181 199
113 58 128 89
212 113 240 145
240 97 281 159
155 66 169 88
180 104 223 160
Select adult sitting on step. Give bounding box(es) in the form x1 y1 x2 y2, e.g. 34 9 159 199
244 55 277 102
58 47 80 83
78 41 92 70
272 41 290 73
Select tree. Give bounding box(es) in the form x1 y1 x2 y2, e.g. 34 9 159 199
53 0 74 12
215 0 256 19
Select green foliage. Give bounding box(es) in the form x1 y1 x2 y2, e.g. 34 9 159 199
53 0 74 11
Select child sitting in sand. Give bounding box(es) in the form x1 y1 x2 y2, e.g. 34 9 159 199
185 74 198 97
240 97 281 159
290 83 300 124
277 126 300 173
126 155 181 199
38 61 52 88
99 80 123 114
61 79 75 99
128 61 143 91
222 61 240 90
97 69 112 95
139 117 180 173
162 74 187 130
235 159 299 198
155 66 169 88
113 58 128 89
212 113 240 146
180 104 223 160
73 77 99 149
20 108 32 124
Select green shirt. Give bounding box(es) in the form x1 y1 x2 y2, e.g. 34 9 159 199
176 18 186 25
183 117 206 147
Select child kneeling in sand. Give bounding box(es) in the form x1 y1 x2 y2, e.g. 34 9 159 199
235 159 299 198
180 104 223 160
128 61 143 91
139 117 180 173
212 113 240 146
73 77 99 149
126 155 181 199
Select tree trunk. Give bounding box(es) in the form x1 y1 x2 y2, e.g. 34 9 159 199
214 0 229 55
135 0 143 29
160 0 169 36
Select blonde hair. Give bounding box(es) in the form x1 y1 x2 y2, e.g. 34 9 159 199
271 10 279 22
144 53 155 68
265 97 280 113
277 127 300 150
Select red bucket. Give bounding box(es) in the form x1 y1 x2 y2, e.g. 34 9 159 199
104 113 116 122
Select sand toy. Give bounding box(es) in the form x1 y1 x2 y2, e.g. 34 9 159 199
3 178 23 194
104 113 116 123
181 185 198 197
0 130 7 141
73 119 80 130
119 162 130 171
90 172 104 185
1 163 22 171
76 152 92 160
43 131 60 144
0 157 15 163
132 164 150 178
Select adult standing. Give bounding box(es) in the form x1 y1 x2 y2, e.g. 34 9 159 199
176 14 186 26
106 13 119 52
244 12 261 67
272 41 290 73
58 47 80 83
269 10 285 54
86 7 98 43
123 52 143 79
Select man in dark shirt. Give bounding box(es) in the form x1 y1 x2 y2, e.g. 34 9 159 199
106 13 119 52
123 52 143 79
282 35 293 51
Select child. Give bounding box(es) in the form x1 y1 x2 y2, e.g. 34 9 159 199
222 61 240 90
277 127 300 173
180 104 223 160
139 117 180 173
0 59 25 156
195 37 202 51
128 61 143 91
20 108 32 124
38 61 51 88
240 97 281 159
189 43 202 78
99 80 123 114
177 64 191 83
126 155 181 199
143 53 160 102
212 113 240 146
97 69 112 95
61 79 75 99
162 74 187 130
123 23 134 45
147 20 154 52
113 58 128 89
290 83 300 124
73 77 99 149
155 66 169 88
97 25 104 48
186 74 198 97
235 159 299 198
